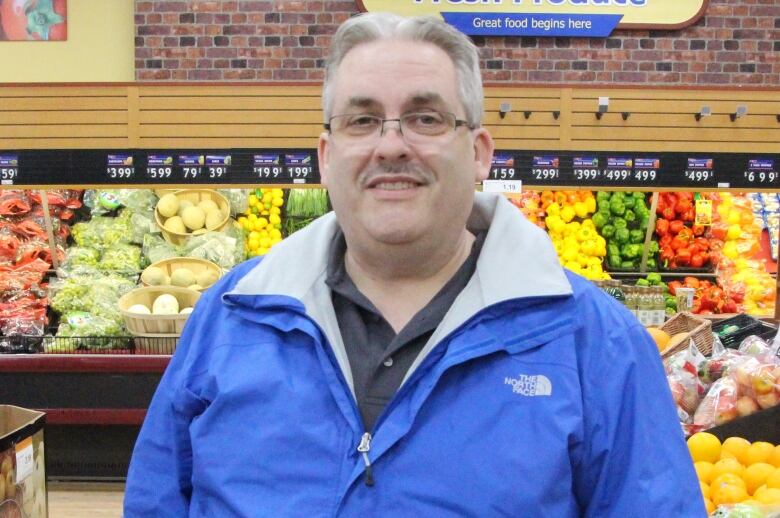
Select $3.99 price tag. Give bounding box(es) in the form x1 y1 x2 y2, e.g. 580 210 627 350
15 436 34 483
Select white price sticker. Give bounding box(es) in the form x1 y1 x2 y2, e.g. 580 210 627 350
482 179 522 194
15 437 34 483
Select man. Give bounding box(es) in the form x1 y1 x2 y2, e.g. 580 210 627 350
124 13 704 517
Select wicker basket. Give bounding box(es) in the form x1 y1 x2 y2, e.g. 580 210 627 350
118 286 201 335
660 312 714 358
133 333 180 355
155 189 230 245
141 257 222 291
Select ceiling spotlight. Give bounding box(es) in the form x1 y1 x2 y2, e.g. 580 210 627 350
596 96 609 120
499 102 512 120
730 105 748 122
695 105 711 122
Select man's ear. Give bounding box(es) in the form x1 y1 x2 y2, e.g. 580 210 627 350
317 132 330 187
472 128 495 182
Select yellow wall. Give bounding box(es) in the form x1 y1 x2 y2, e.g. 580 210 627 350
0 0 134 83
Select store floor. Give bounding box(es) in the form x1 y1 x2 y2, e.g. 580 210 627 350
48 482 124 517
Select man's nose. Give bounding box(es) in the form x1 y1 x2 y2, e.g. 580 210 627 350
375 120 410 160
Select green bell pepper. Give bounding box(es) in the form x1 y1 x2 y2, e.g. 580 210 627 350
601 224 616 239
623 196 636 209
621 260 637 270
591 211 609 229
613 218 627 229
648 240 659 254
596 191 610 203
608 254 622 269
646 272 662 285
629 229 645 244
615 227 630 244
598 200 611 213
607 243 620 257
636 278 650 287
621 243 642 259
646 257 657 270
624 209 636 224
610 200 626 216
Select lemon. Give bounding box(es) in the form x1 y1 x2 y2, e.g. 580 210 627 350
270 206 281 215
711 458 745 480
688 432 722 464
247 237 260 251
259 237 272 249
272 197 284 207
242 219 253 232
269 228 282 240
269 214 281 226
766 467 780 489
746 442 775 466
257 247 269 256
694 461 715 484
712 483 748 506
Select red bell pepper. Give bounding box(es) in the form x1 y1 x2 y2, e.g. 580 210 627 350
683 277 700 289
669 220 685 235
690 253 705 268
671 236 688 251
668 280 683 295
692 224 706 236
694 237 709 251
655 219 670 236
675 249 692 266
675 196 693 215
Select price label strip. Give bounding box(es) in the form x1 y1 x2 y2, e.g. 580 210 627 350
633 157 659 184
685 158 715 186
573 156 600 182
285 153 313 183
489 154 516 180
254 154 284 181
604 157 633 183
180 154 205 180
531 156 560 182
146 154 174 180
205 154 231 180
744 159 778 186
107 153 134 180
0 154 19 185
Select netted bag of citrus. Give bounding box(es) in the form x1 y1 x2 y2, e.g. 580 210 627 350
237 188 284 257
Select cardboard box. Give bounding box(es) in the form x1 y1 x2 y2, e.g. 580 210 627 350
0 405 47 517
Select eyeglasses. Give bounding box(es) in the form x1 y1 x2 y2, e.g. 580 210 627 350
324 110 474 144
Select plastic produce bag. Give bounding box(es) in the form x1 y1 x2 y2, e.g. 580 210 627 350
180 228 244 269
52 312 125 351
142 233 180 266
693 376 739 428
698 336 747 386
60 246 100 271
98 243 142 273
665 341 707 421
731 356 780 411
218 189 248 217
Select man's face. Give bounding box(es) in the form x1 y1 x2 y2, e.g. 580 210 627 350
318 39 494 250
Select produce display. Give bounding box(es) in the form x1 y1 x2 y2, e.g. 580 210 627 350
237 188 285 257
155 191 230 239
666 276 742 316
283 188 330 236
687 432 780 515
655 192 713 270
593 191 656 271
650 327 780 434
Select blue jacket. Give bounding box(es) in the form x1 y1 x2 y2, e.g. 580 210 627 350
124 193 705 517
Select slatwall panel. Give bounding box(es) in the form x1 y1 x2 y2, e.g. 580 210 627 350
570 89 780 153
0 87 130 149
136 85 322 149
0 84 777 153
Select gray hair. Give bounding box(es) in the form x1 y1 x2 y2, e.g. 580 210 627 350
322 12 484 126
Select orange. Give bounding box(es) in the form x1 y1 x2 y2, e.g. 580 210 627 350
768 445 780 468
703 497 714 515
767 467 780 489
688 432 722 464
754 487 780 505
721 437 751 466
646 327 670 353
743 462 775 495
711 473 747 493
699 480 711 500
694 461 715 484
745 442 775 466
712 483 748 506
711 458 746 480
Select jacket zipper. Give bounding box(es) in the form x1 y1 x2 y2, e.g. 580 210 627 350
356 432 374 487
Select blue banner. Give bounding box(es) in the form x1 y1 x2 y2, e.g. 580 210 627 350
441 12 622 37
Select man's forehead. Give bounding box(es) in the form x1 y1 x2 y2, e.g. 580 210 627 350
341 91 447 110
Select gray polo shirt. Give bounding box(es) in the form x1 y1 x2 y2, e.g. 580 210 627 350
325 229 485 431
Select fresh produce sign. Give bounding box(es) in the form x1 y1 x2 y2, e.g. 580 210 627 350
179 154 205 181
573 156 599 182
205 154 230 181
106 154 134 181
531 156 560 182
0 154 18 185
489 154 516 180
685 158 716 186
285 153 313 183
146 155 174 181
0 0 67 41
744 159 778 187
253 154 283 181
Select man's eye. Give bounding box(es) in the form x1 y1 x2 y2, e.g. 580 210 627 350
407 113 444 126
347 116 379 127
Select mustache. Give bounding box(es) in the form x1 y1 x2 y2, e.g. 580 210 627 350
358 163 434 188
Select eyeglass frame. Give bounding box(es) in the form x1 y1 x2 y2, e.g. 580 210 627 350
323 110 476 143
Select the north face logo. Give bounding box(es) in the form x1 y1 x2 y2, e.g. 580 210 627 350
504 374 552 396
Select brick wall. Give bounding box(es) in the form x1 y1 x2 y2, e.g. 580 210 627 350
135 0 780 86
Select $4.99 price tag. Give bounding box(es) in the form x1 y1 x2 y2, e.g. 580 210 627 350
15 436 34 483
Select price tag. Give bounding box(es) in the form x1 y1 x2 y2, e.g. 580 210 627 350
573 156 600 182
482 179 522 194
633 158 660 183
285 153 313 183
743 159 778 185
15 437 33 483
604 157 632 183
489 154 516 180
107 154 134 180
530 155 560 182
205 155 231 180
695 199 713 226
254 154 283 180
684 158 715 185
146 155 174 180
179 155 205 180
0 154 19 185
